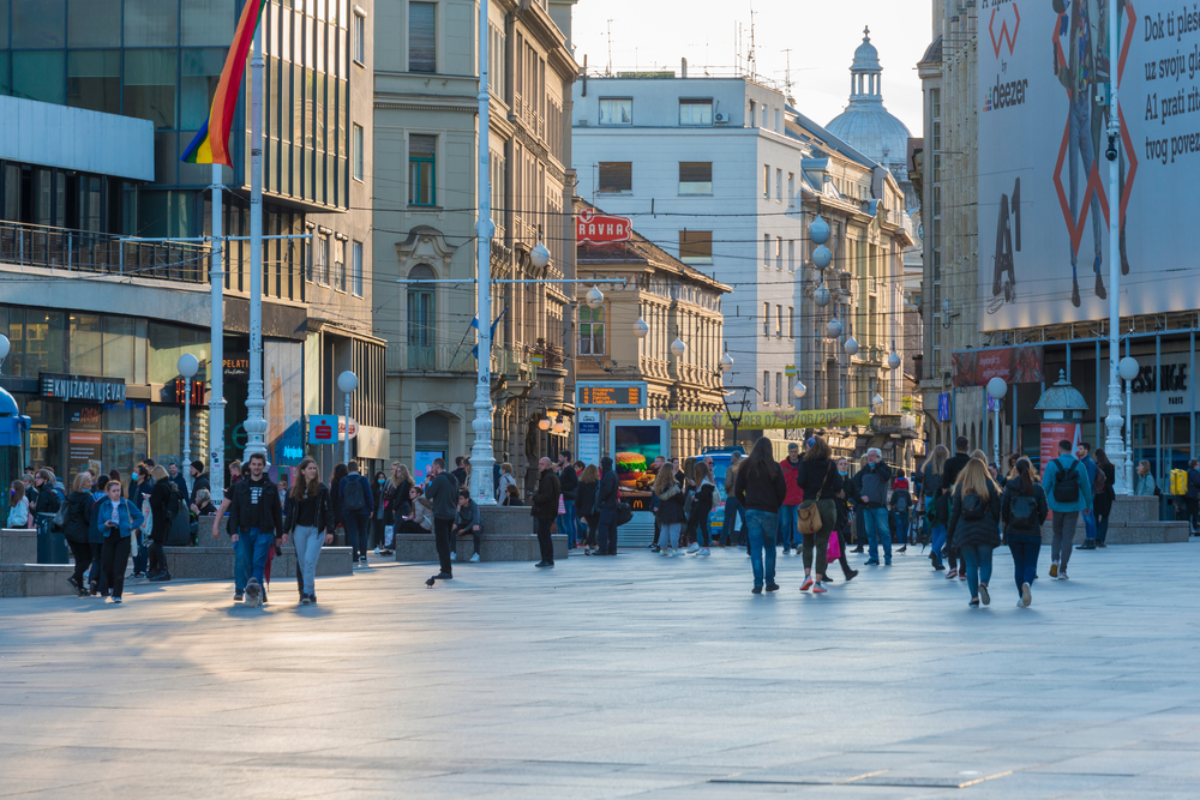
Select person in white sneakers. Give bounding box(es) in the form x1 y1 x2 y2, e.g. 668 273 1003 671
652 467 685 556
452 489 483 562
226 453 286 607
284 457 333 605
685 462 716 554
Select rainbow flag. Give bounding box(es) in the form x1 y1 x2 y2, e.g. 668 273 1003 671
181 0 265 166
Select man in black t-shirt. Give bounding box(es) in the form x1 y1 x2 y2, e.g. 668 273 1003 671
227 453 285 606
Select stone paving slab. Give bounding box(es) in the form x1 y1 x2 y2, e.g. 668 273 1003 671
0 542 1198 798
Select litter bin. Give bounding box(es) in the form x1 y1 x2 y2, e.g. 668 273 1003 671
36 514 69 564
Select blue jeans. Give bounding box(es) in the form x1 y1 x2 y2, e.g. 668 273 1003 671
779 504 799 548
930 524 947 568
960 543 994 600
745 510 778 588
343 512 369 559
235 527 274 590
891 510 910 543
863 507 891 563
1007 534 1040 594
721 496 746 544
558 500 578 547
132 530 149 574
1083 509 1097 542
597 507 618 555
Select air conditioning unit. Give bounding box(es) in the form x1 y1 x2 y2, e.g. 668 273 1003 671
714 112 730 124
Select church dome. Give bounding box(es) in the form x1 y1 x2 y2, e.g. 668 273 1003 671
826 27 912 168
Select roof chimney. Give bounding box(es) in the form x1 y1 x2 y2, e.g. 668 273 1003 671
681 58 688 79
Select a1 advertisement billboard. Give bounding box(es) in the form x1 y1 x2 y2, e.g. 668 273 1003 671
978 0 1200 331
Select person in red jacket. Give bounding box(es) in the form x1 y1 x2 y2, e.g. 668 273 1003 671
778 442 806 554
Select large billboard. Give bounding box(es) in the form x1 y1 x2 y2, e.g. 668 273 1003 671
978 0 1199 331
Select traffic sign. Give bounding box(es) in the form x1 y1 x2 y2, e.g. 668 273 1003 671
309 414 339 445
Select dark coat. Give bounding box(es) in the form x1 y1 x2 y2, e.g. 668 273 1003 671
190 473 210 507
1094 463 1117 515
227 478 285 537
284 483 334 535
62 490 94 544
947 484 1003 550
1000 479 1049 538
149 479 175 541
530 469 561 521
596 458 620 510
734 459 788 513
558 464 579 502
654 477 687 525
576 479 599 517
425 472 459 521
796 457 843 501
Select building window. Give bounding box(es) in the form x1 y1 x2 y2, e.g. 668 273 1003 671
579 306 605 355
775 237 782 270
488 23 507 99
775 305 782 336
776 372 782 405
763 234 770 266
408 2 436 73
787 172 795 206
407 265 436 367
679 161 712 195
762 105 768 128
678 99 713 126
788 307 794 339
598 97 632 125
352 123 364 181
762 303 769 336
598 161 632 193
315 234 329 285
408 134 437 206
763 371 770 404
775 108 781 132
334 239 346 292
776 168 782 202
354 9 366 65
763 164 770 198
352 241 363 297
788 240 795 271
678 230 712 265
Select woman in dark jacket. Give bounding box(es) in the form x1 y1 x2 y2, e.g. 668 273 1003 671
947 458 1003 608
733 437 789 593
1001 457 1048 608
328 463 348 543
371 470 391 555
685 462 717 554
147 466 175 582
824 457 858 584
652 466 687 556
795 437 844 594
1091 449 1117 548
64 472 96 596
285 458 334 604
575 464 600 554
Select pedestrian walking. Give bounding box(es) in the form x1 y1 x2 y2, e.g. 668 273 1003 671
1041 439 1093 581
595 456 620 555
94 479 145 604
146 465 179 582
941 437 973 579
556 451 579 550
226 453 286 606
576 464 600 554
1081 449 1116 549
720 452 746 547
778 443 805 554
530 457 561 567
424 459 458 584
735 438 788 594
825 457 858 583
1185 459 1200 535
63 473 96 597
1001 457 1048 608
328 462 348 547
339 461 374 568
795 436 843 594
923 445 951 572
653 462 686 557
889 476 912 553
685 462 716 555
852 448 893 566
284 458 333 605
371 470 390 555
452 490 483 562
947 457 1002 608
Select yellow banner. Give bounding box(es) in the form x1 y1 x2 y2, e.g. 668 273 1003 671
657 407 871 430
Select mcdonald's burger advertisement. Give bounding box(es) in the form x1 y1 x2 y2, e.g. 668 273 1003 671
978 0 1200 331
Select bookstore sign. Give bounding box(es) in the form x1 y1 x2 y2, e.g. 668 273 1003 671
40 374 126 404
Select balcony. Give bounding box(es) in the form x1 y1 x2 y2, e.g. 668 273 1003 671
0 221 208 284
387 342 523 376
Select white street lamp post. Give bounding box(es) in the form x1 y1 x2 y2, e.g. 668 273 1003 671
242 23 269 465
178 353 200 493
1119 356 1139 496
1103 0 1126 495
0 334 10 371
987 377 1008 469
337 371 358 466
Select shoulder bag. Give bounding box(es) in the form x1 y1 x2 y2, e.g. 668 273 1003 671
798 466 832 534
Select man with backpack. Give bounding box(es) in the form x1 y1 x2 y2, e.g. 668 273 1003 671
1042 439 1093 581
339 460 374 568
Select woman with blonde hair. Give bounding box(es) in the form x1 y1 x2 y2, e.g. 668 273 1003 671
652 465 686 556
947 458 1002 608
496 462 517 503
576 464 601 553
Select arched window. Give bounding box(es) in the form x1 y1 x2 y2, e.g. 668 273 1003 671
407 264 436 369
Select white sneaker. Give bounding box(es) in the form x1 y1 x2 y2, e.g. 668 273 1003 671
469 553 480 563
450 552 457 561
1021 582 1032 607
1058 571 1068 580
699 548 711 555
687 543 700 554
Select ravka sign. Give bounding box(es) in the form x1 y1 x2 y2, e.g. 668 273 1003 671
40 374 126 403
576 209 632 244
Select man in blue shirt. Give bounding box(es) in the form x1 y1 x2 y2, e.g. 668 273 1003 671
339 460 375 568
1043 439 1093 581
1075 442 1098 545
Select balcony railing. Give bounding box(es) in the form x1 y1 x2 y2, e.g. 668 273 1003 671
386 342 523 376
0 221 209 284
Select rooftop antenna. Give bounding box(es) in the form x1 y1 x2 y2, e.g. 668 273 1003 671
783 48 793 101
748 3 757 80
606 19 613 76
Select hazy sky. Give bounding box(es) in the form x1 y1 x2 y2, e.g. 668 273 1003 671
572 0 931 136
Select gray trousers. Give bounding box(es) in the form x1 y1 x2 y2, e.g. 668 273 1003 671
292 525 323 596
1051 511 1080 569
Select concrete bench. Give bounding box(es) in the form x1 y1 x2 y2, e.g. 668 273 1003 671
394 505 569 563
0 564 76 597
162 545 354 581
1046 520 1190 545
0 529 37 565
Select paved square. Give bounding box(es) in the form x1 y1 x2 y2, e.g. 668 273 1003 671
2 542 1199 799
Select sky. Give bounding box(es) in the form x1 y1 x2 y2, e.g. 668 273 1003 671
571 0 932 136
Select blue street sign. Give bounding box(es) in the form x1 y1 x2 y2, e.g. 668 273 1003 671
937 393 951 423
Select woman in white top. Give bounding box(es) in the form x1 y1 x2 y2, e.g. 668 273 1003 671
496 462 517 502
7 480 29 528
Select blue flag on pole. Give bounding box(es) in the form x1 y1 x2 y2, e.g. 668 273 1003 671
471 307 509 359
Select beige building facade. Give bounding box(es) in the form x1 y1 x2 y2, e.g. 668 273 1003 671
374 0 578 487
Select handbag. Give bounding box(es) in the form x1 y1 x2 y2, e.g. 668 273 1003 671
615 502 633 527
798 466 833 534
827 529 842 562
383 524 394 547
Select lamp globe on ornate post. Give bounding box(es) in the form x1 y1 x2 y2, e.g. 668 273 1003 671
0 333 10 373
531 239 551 270
337 370 358 466
987 376 1008 469
178 353 200 493
1118 356 1140 495
721 351 734 372
633 317 649 339
670 337 686 359
793 381 806 399
826 316 843 339
843 337 859 356
585 286 604 309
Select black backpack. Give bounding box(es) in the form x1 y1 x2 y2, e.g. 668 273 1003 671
1009 492 1038 529
961 491 987 521
342 475 366 513
896 493 909 512
166 483 182 521
1053 461 1081 504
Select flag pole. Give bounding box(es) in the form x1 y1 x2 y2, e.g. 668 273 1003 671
210 162 226 503
242 22 269 465
471 0 497 505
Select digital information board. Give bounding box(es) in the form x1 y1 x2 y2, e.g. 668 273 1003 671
575 381 648 409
